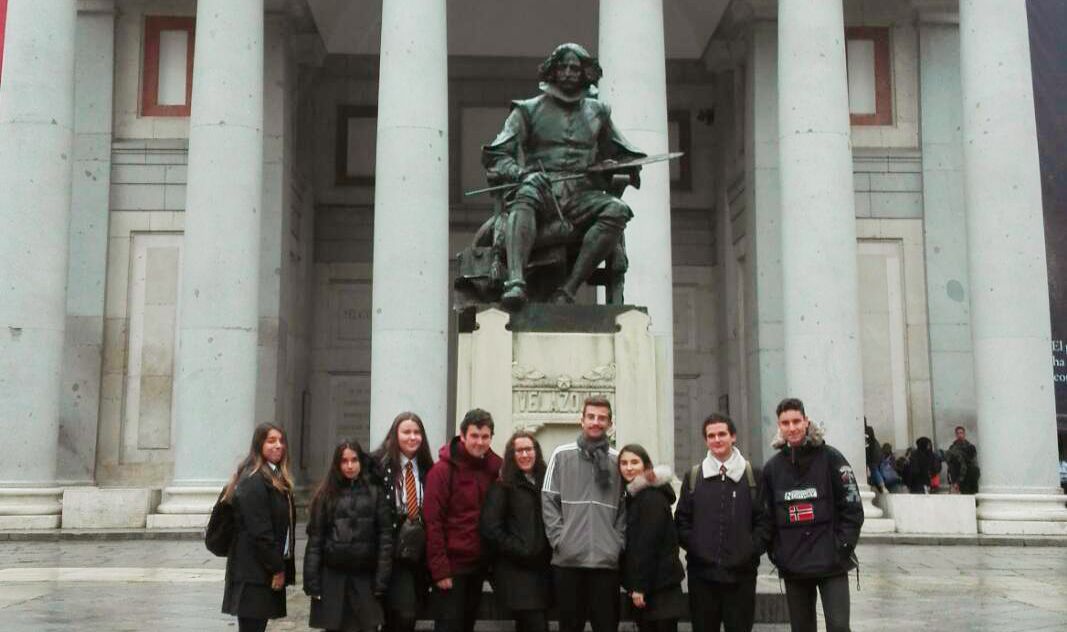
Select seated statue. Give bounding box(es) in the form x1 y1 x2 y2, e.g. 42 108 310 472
454 43 646 311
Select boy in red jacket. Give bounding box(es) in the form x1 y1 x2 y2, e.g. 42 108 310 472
423 409 503 632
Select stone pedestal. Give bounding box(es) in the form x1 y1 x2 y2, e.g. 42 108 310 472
883 494 978 535
62 488 160 529
455 307 667 463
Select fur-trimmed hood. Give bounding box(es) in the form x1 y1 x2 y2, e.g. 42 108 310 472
771 419 827 450
626 464 675 496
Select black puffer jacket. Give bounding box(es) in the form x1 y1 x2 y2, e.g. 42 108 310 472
479 471 552 610
303 476 395 596
762 423 864 580
621 466 685 596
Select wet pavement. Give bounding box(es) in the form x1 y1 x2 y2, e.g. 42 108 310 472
0 538 1065 631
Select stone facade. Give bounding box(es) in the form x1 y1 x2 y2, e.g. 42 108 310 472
0 0 1063 534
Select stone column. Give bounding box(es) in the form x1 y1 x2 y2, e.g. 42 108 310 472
369 0 449 448
916 8 978 446
744 16 786 464
150 0 264 528
0 0 77 529
598 0 675 466
777 0 888 526
958 0 1067 534
60 0 117 486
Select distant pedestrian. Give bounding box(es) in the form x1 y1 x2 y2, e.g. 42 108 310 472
304 439 393 632
369 412 435 632
762 398 863 632
863 421 886 493
905 437 938 494
424 409 503 632
479 431 553 632
946 426 980 494
619 444 685 632
221 423 296 632
878 443 902 492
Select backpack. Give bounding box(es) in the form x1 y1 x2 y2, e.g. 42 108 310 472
205 489 236 557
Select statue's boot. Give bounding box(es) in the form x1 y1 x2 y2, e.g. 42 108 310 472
555 222 621 303
501 204 536 311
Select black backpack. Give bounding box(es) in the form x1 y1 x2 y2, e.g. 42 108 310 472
205 489 235 557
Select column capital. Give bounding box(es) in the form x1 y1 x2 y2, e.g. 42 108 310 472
911 0 958 24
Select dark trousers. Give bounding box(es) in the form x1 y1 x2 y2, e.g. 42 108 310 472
783 574 851 632
514 609 548 632
688 574 757 632
553 566 620 632
433 572 485 632
637 617 678 632
237 617 267 632
385 610 416 632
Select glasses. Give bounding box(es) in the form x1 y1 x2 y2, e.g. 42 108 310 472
514 447 536 454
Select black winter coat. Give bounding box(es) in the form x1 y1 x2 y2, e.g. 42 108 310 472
223 469 296 619
621 475 685 595
675 461 771 583
303 476 394 630
479 473 553 611
762 440 864 580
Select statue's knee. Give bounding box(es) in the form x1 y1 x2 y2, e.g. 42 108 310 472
597 204 630 233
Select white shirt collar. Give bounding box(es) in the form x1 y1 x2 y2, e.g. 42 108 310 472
701 447 747 483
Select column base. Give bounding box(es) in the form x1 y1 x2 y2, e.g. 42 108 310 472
976 492 1067 535
0 488 62 530
147 486 220 530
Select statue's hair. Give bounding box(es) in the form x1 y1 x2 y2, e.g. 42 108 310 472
538 43 603 88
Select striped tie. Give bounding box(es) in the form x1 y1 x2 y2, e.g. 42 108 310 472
404 462 419 519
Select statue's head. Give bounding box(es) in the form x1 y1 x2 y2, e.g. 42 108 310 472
538 43 603 97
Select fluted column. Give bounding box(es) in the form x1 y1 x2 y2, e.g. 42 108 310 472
777 0 887 524
598 0 674 466
0 0 77 529
150 0 264 528
959 0 1067 534
368 0 449 448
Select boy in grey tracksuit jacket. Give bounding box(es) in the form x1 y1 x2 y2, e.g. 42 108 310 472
542 432 626 632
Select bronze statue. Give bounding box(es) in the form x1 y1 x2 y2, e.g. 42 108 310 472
455 43 647 311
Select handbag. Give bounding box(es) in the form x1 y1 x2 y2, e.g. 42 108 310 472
395 514 426 563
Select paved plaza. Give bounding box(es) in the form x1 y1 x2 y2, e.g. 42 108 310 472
0 538 1065 631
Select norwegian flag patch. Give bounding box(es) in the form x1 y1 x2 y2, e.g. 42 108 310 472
788 503 815 523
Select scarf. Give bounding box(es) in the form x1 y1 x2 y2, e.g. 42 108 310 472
576 433 612 488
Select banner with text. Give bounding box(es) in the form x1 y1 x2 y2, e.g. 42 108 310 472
1028 1 1067 426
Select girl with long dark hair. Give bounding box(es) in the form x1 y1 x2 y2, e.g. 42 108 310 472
479 431 553 632
221 423 296 632
618 443 685 632
368 412 435 632
304 439 394 632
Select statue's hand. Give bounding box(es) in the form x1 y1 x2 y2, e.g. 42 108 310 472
522 171 552 192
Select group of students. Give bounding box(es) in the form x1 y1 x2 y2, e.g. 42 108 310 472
218 395 865 632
